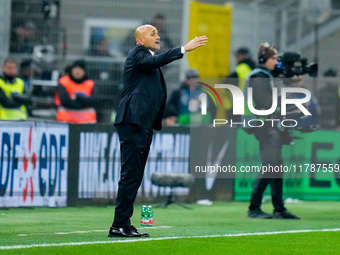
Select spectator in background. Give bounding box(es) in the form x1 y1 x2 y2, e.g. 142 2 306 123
151 14 173 52
55 60 97 123
19 59 36 116
224 47 255 121
87 36 114 82
19 59 35 93
88 37 111 57
163 69 214 125
0 58 28 120
121 14 174 55
288 75 320 132
318 68 339 130
228 47 256 90
10 20 37 53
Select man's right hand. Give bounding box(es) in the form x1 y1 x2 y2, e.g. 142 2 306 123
183 36 208 52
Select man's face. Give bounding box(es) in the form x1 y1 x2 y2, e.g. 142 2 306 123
153 18 165 32
236 54 245 64
71 66 85 80
265 55 278 70
140 26 160 51
186 77 200 91
3 62 18 77
291 75 303 87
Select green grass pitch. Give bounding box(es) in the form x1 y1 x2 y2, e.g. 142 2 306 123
1 201 340 254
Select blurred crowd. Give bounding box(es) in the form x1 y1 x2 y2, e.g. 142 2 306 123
3 13 340 129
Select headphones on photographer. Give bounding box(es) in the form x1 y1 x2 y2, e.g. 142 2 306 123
258 42 271 64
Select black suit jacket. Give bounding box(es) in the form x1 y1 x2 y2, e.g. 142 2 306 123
114 45 183 130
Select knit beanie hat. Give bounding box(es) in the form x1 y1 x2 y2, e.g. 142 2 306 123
72 59 86 70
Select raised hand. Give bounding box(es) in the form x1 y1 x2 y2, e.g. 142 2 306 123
183 36 208 52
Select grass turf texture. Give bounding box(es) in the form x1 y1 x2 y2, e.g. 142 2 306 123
0 201 339 254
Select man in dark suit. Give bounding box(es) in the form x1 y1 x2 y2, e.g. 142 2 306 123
108 24 207 238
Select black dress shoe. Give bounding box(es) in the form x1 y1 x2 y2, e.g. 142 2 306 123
248 208 272 219
129 225 150 237
108 225 150 238
273 210 300 219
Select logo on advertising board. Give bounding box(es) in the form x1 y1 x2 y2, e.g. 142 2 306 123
0 123 69 207
22 127 36 202
77 131 190 199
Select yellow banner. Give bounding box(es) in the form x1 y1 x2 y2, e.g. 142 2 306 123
188 1 232 78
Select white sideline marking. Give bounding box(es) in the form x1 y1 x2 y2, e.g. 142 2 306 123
3 228 340 250
16 226 172 236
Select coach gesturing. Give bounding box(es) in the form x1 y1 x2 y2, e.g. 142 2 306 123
108 24 207 238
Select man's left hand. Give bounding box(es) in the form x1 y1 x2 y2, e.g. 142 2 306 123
183 36 208 52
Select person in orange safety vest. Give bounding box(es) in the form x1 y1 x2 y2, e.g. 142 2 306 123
55 60 97 124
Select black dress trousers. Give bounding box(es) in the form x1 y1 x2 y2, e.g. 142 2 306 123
113 123 153 227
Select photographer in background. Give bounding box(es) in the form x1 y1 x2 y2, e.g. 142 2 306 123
244 43 300 220
0 58 28 120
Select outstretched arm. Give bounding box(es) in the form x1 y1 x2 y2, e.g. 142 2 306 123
183 36 208 52
133 36 208 70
